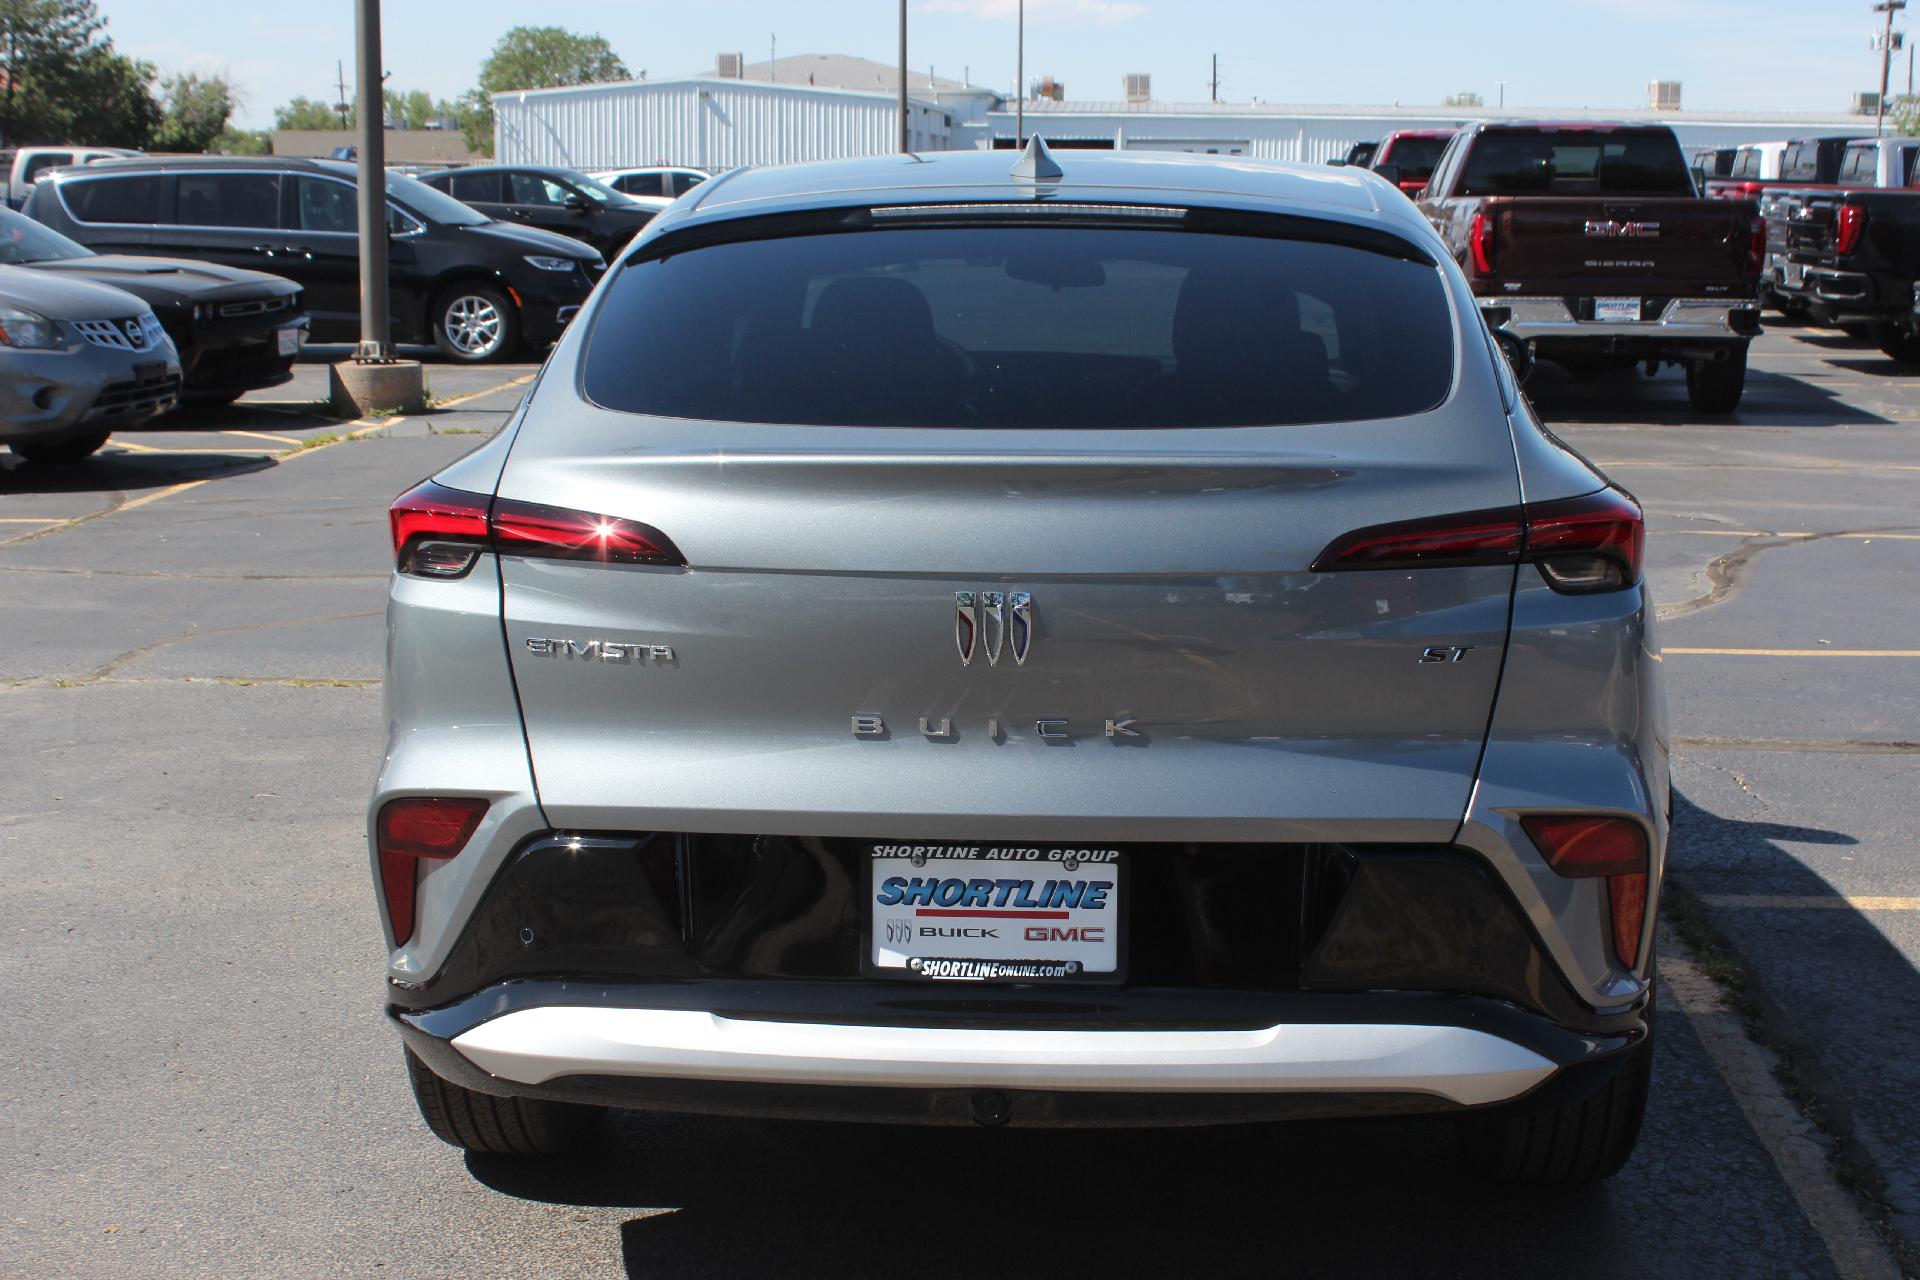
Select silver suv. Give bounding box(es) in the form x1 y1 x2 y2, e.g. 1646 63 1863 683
374 143 1667 1187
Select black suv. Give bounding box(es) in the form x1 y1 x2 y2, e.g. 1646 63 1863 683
24 157 602 363
414 166 657 260
0 205 306 403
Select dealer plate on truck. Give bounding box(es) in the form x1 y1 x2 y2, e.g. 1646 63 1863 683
866 843 1123 982
1593 297 1641 322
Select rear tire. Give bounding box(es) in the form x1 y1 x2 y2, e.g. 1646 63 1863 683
1459 1011 1653 1188
404 1047 596 1155
1685 348 1747 414
1873 324 1920 364
432 284 519 364
10 431 110 463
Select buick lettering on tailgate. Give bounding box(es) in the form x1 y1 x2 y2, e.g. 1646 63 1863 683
867 844 1122 980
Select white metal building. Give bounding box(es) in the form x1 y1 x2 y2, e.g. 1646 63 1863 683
493 77 957 170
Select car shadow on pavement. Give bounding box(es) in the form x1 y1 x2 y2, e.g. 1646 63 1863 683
1524 366 1887 429
0 448 277 494
1665 783 1920 1253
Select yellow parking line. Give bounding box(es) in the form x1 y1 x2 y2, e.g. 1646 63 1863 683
1701 895 1920 911
432 372 536 410
222 428 306 446
109 439 162 452
0 517 73 524
1666 647 1920 657
117 479 210 512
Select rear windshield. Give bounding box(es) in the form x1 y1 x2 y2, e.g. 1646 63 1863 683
1459 131 1694 196
1379 136 1449 180
582 225 1455 429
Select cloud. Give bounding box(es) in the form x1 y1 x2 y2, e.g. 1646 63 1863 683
924 0 1146 24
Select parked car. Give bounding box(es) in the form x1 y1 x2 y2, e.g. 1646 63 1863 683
414 165 658 259
1419 121 1762 411
1705 134 1866 200
0 206 305 404
1368 129 1454 195
23 156 600 363
0 145 140 210
379 144 1665 1188
587 166 709 202
0 264 180 462
1334 140 1378 167
1778 185 1920 359
1689 146 1736 185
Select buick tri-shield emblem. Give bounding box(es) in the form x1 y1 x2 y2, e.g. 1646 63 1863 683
955 591 1032 666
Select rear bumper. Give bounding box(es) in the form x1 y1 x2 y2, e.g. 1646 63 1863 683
395 985 1644 1126
1485 296 1760 344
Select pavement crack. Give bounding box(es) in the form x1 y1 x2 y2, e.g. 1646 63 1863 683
1656 526 1920 621
5 610 383 689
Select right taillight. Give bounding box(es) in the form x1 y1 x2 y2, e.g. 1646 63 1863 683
388 480 686 578
1469 211 1496 276
1836 204 1867 256
1311 487 1643 594
1520 814 1651 969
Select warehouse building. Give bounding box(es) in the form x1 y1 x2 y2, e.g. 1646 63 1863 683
493 56 1873 171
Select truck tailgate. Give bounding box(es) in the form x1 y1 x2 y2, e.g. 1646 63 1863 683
1484 196 1757 298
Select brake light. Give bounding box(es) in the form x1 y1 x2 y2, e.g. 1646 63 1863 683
1520 815 1650 968
376 797 488 945
1469 212 1496 276
1311 487 1643 593
1747 216 1766 277
388 480 687 577
1836 204 1867 256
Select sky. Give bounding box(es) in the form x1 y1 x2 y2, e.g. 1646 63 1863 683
105 0 1893 131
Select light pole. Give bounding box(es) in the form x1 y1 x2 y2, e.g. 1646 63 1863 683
1876 0 1907 137
354 0 389 362
1016 0 1025 146
898 0 909 152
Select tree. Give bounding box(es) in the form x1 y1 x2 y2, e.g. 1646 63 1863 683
274 95 349 131
457 25 630 158
1443 91 1485 108
153 72 235 152
213 127 271 155
0 0 160 146
384 88 451 131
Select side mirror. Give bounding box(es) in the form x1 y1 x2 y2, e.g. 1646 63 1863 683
1370 163 1402 187
1491 327 1535 386
564 193 591 213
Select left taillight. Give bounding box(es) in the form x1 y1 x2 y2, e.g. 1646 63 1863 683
376 797 488 946
1835 204 1867 257
1311 487 1644 594
389 480 687 578
390 481 490 579
1520 814 1651 969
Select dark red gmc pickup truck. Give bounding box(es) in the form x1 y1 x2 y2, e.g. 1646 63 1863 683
1418 122 1763 412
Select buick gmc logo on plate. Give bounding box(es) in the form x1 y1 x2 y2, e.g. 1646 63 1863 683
867 843 1122 981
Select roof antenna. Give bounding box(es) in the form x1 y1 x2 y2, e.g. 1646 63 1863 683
1009 134 1063 183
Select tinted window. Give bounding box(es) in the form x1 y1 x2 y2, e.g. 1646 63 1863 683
382 170 488 226
509 172 571 206
617 172 665 196
670 171 706 195
1378 136 1449 181
0 207 90 262
1731 148 1756 178
61 174 163 224
1781 145 1816 181
176 172 281 228
584 225 1454 429
24 152 72 181
447 171 501 203
1460 131 1693 196
296 177 357 232
1838 146 1875 187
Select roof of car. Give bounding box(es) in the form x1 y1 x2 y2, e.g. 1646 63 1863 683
44 155 357 179
654 147 1422 241
416 164 581 179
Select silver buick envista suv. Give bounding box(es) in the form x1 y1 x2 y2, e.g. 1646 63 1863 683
374 142 1667 1187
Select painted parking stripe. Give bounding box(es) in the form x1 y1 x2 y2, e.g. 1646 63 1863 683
432 372 537 409
0 517 75 524
1699 896 1920 911
1665 648 1920 658
221 428 306 445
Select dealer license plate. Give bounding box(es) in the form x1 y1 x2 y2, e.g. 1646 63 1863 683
1593 297 1641 323
1785 261 1806 288
866 842 1124 982
132 361 167 384
276 327 303 357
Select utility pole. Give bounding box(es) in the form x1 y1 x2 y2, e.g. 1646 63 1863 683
1016 0 1025 145
1210 54 1219 103
770 34 776 83
1876 0 1906 137
334 61 350 124
1498 80 1506 109
897 0 909 151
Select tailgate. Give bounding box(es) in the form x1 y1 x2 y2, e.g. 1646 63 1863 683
1488 196 1755 297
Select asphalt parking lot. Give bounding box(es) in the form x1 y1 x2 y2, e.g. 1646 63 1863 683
3 331 1918 1279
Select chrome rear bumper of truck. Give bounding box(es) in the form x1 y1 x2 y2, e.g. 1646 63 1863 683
1484 297 1760 341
